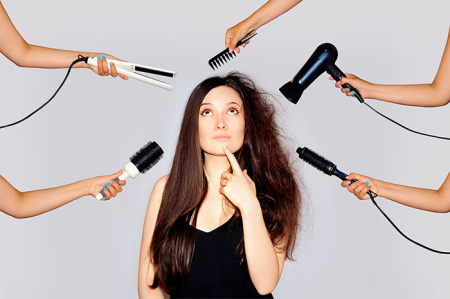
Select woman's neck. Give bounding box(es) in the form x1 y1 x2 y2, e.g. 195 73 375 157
203 152 231 187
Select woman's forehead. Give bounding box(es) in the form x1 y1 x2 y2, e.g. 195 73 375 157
202 86 243 106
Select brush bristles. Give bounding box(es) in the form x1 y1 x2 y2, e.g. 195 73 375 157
296 147 334 176
130 141 164 174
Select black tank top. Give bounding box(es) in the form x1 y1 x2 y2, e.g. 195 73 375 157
171 215 274 298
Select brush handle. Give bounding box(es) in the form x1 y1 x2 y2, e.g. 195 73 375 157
334 169 378 198
96 178 121 200
95 171 131 200
86 58 173 91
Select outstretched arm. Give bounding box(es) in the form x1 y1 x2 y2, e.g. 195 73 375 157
0 1 127 78
342 172 450 213
0 171 125 218
331 28 450 107
225 0 303 53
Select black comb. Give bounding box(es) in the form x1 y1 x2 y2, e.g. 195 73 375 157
296 147 377 198
130 141 164 174
208 31 257 70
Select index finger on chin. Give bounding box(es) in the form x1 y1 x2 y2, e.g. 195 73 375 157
223 146 242 174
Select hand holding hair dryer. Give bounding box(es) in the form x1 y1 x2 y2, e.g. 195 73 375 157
279 43 364 104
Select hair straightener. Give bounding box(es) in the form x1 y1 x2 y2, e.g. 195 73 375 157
0 55 177 130
86 58 176 91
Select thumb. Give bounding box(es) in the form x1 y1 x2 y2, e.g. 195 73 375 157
229 35 239 53
340 77 358 86
108 169 123 180
345 73 357 79
345 172 355 181
225 29 234 49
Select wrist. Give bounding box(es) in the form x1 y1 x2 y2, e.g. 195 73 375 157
367 82 381 100
239 196 261 218
82 178 95 197
242 15 260 32
373 178 387 198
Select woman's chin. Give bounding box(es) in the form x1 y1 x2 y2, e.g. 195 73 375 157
203 145 242 157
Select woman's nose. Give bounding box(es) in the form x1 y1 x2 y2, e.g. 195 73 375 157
215 115 227 130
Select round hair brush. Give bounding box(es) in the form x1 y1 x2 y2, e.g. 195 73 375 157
96 141 164 200
296 147 377 197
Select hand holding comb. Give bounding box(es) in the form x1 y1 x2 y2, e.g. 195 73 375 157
208 30 257 70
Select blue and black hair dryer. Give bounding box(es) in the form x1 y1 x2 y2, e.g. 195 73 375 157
279 43 364 104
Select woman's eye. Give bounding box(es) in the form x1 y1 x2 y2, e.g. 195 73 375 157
228 108 239 114
200 109 212 116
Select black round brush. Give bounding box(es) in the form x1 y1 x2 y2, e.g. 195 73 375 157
96 141 164 200
296 147 377 197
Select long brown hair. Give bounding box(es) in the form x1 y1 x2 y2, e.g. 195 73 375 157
150 72 302 293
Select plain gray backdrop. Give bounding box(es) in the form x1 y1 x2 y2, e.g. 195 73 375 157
1 0 450 298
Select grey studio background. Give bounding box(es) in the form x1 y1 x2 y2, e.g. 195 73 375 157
1 0 450 298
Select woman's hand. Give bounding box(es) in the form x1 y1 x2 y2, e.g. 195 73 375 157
87 53 129 80
329 74 373 99
225 20 253 54
87 169 127 201
219 146 258 211
341 172 379 200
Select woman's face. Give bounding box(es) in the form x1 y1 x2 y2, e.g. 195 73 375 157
198 86 245 156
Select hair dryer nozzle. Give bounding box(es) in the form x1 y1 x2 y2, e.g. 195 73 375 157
279 80 304 104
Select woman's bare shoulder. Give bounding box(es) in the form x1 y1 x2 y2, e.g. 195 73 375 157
147 175 169 209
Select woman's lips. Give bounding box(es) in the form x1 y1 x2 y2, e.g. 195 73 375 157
213 134 231 141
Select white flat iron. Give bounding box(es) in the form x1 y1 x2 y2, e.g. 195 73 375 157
87 58 176 91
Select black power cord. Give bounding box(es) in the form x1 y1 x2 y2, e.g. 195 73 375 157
358 99 450 141
368 191 450 254
0 54 88 129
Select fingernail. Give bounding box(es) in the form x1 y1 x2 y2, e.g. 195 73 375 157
97 56 100 60
351 92 355 95
346 89 349 92
365 182 369 185
104 188 107 191
102 56 105 60
369 186 372 188
106 183 110 187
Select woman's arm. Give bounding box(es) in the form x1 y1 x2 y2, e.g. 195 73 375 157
240 199 286 294
342 172 450 213
225 0 303 53
332 28 450 107
138 176 169 299
0 171 125 218
0 1 127 78
220 147 284 295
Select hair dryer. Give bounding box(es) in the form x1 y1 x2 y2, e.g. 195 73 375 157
279 43 363 104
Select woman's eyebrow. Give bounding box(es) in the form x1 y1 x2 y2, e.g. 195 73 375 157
227 102 241 106
200 103 212 106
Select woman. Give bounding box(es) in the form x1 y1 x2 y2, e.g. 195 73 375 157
0 1 127 77
0 171 126 218
331 28 450 107
334 28 450 212
0 0 128 218
225 0 303 53
138 72 302 298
